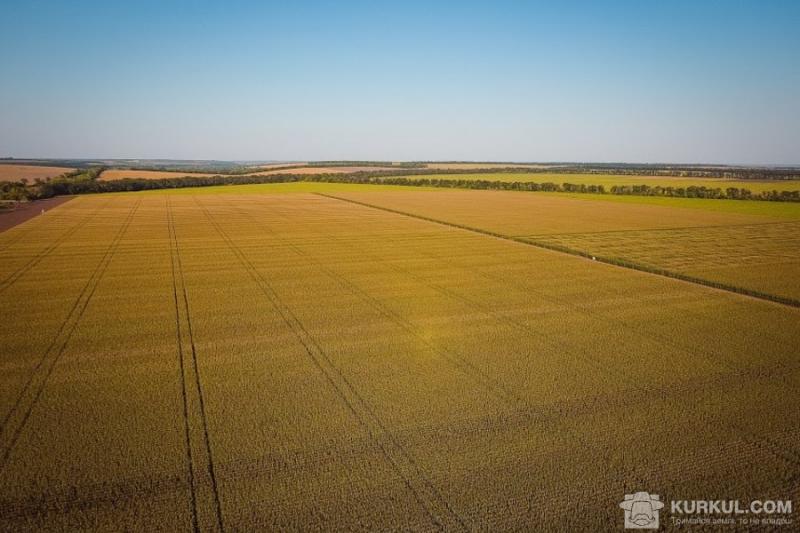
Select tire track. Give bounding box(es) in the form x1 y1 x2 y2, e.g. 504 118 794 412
167 198 225 533
0 198 140 473
0 198 111 294
167 199 200 533
192 196 468 532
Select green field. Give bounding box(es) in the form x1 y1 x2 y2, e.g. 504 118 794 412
1 188 798 530
396 172 800 193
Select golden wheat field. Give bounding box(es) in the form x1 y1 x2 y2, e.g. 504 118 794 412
0 186 798 530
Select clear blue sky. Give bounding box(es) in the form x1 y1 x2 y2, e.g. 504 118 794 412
1 1 798 164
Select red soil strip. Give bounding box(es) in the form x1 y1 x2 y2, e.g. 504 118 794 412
0 196 74 233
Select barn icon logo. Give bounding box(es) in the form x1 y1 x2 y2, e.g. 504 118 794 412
620 492 664 529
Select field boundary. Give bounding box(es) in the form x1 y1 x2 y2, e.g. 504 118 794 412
316 193 800 309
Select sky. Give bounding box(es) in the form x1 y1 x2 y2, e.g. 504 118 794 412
1 1 798 164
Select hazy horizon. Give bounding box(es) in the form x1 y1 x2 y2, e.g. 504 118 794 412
3 157 800 168
2 1 798 165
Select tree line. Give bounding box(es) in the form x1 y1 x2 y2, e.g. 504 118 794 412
310 175 799 201
2 168 799 203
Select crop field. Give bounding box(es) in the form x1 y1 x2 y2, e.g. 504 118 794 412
422 163 549 170
393 172 800 193
534 222 800 302
0 186 798 530
329 189 800 303
0 165 75 182
99 166 397 181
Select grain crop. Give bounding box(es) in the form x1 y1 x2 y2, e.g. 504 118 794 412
0 188 798 530
328 188 800 305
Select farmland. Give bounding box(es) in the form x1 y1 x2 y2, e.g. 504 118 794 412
1 186 798 530
327 189 800 303
99 166 399 181
386 172 800 193
422 163 549 170
0 165 75 182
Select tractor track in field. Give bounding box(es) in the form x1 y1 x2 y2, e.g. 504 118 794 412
166 198 225 533
316 193 800 309
192 196 469 532
167 200 200 533
0 198 112 294
0 199 140 473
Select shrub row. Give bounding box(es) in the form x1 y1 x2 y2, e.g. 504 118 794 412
2 168 799 202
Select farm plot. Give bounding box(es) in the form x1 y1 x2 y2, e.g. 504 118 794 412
1 189 798 531
532 222 800 302
326 189 777 235
328 189 800 302
0 165 75 182
99 166 395 181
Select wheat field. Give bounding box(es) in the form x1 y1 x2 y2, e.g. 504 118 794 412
1 189 798 530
